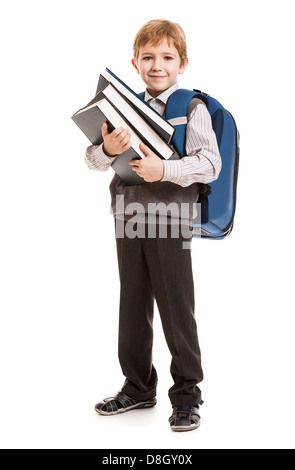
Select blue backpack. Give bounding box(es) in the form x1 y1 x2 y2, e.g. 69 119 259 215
139 89 240 239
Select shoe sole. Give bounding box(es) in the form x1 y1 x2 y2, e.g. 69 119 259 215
171 421 201 432
95 398 157 416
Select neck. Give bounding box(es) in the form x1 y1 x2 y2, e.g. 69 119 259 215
146 88 167 98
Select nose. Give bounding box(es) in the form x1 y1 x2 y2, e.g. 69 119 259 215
152 57 162 71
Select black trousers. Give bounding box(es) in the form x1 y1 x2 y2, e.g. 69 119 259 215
115 219 203 407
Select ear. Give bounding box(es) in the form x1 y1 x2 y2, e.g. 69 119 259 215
179 58 189 75
131 58 140 74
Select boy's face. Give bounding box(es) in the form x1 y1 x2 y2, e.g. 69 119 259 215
132 39 188 98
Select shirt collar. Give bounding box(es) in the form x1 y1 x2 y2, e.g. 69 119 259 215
144 83 179 104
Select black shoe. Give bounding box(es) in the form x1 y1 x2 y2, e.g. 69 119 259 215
94 390 157 416
169 405 201 432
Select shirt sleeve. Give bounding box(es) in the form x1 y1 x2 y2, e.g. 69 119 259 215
85 143 117 171
161 103 222 187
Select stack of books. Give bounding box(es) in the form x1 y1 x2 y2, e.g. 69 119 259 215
71 69 178 185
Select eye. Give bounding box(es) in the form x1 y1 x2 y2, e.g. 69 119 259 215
164 56 173 60
142 56 153 61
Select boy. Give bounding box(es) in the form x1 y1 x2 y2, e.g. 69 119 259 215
85 19 221 432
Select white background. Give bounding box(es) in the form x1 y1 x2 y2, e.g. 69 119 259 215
0 0 294 449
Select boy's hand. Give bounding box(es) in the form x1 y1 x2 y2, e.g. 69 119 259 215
129 143 164 183
102 122 131 157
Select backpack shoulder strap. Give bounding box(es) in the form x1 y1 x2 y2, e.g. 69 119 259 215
165 89 202 157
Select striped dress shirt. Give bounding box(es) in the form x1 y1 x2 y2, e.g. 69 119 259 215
85 83 221 187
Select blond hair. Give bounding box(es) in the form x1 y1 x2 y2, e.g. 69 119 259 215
133 19 188 65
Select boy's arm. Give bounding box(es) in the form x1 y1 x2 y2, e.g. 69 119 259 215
85 123 131 171
161 103 222 187
85 143 117 171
